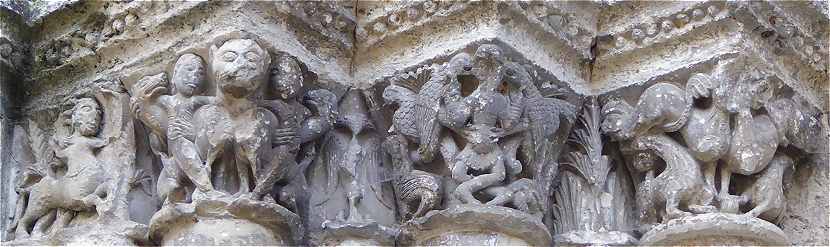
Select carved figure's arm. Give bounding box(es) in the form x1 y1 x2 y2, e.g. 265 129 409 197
297 114 331 144
88 136 109 149
192 96 218 108
452 152 472 182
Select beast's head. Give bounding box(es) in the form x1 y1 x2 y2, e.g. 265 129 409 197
714 70 772 114
382 85 411 107
211 38 271 98
601 98 635 141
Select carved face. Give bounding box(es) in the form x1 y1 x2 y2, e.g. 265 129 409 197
631 149 658 172
503 62 532 88
270 56 303 100
446 52 473 76
601 99 634 140
72 98 102 137
211 39 270 98
472 44 505 90
172 54 206 97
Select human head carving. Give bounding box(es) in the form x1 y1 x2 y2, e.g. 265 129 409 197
172 53 206 97
474 44 505 65
71 98 102 137
446 52 473 77
211 38 271 98
270 55 304 100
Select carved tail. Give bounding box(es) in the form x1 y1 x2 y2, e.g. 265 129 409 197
413 187 438 219
415 99 442 162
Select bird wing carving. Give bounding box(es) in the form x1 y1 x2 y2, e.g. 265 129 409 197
414 70 453 160
390 86 419 140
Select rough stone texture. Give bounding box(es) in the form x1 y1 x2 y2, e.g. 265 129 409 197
0 1 827 246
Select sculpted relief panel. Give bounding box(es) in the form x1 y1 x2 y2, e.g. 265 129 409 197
0 1 827 246
599 58 825 245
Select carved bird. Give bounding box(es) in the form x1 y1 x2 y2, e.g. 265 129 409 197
383 135 441 222
414 52 472 162
383 84 418 140
504 62 577 142
503 62 577 198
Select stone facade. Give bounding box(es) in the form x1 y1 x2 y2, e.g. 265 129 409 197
0 1 827 246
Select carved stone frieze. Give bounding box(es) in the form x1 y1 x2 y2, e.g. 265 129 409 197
0 1 827 246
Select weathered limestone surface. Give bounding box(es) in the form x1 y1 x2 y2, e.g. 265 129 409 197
0 1 827 246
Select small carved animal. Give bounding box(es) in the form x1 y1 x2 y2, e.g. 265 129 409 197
630 134 716 232
741 153 793 224
602 83 693 141
384 135 441 222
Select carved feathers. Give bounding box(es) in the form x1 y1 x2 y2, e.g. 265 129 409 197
383 85 418 139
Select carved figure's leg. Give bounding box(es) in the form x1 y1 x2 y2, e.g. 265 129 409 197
171 139 213 192
744 200 769 218
398 197 411 222
50 209 74 235
8 191 28 233
483 186 511 206
31 209 56 237
719 168 733 199
252 146 284 198
439 135 459 165
502 138 523 178
412 191 436 220
688 204 717 214
82 181 110 208
235 150 253 195
454 170 506 204
346 180 365 222
665 191 691 221
703 161 717 195
16 188 50 238
636 180 656 230
157 164 181 204
512 191 530 212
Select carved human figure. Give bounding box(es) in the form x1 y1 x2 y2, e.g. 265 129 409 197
131 53 219 203
168 54 219 198
14 97 115 238
447 45 524 205
257 54 337 207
